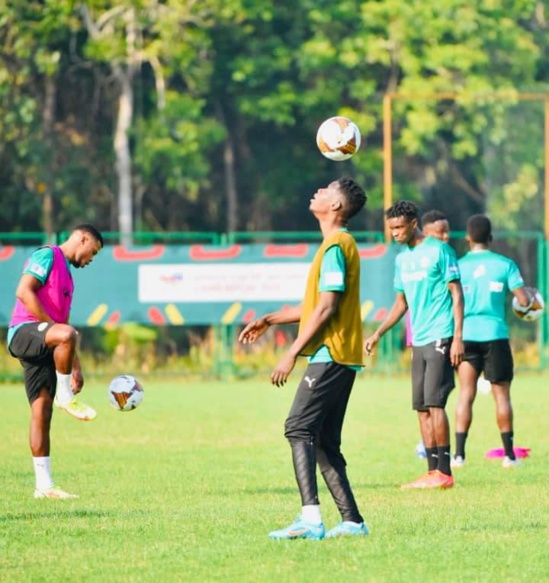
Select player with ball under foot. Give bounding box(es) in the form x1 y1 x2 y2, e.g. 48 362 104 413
7 225 104 499
239 177 368 540
364 201 464 490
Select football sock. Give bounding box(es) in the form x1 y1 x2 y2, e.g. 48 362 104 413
33 456 54 490
501 431 516 460
425 447 438 472
55 372 73 405
455 432 468 459
436 446 452 476
301 504 322 524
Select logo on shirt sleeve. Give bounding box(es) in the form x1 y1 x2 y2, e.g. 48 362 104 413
324 272 344 286
28 263 46 278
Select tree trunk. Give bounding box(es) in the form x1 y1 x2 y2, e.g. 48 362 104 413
114 69 134 246
223 135 238 233
216 100 239 233
42 75 56 242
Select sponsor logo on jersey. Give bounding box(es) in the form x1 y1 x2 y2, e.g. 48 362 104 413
473 265 486 278
489 281 504 292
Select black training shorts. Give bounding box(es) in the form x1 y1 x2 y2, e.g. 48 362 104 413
463 339 514 383
8 322 56 403
411 337 455 411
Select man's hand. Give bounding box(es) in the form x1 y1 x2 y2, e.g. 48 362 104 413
450 338 464 367
238 318 269 344
364 332 380 356
71 369 84 394
270 353 297 387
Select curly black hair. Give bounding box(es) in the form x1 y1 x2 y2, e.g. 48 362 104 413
385 200 419 222
334 177 367 220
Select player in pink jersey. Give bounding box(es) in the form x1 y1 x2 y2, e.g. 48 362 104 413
8 225 103 499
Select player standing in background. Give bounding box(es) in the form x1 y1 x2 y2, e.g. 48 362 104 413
406 210 451 347
239 178 368 540
421 210 450 243
452 215 532 469
7 225 104 498
364 201 464 489
411 210 451 458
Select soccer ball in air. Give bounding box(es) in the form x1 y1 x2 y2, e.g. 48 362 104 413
512 288 545 322
316 116 361 161
108 375 144 411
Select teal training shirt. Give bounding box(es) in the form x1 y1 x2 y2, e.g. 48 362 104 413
308 238 362 371
7 247 56 346
459 249 524 341
394 237 460 346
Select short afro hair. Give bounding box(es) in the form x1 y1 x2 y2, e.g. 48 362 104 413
421 209 447 227
73 224 104 247
467 214 492 244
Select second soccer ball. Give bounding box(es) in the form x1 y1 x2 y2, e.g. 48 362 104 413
108 374 144 411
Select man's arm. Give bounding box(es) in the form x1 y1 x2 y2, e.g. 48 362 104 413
448 280 464 366
364 292 408 355
238 305 302 344
15 274 54 323
270 291 339 386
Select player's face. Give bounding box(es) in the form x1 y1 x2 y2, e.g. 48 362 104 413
387 216 417 244
310 182 342 213
72 235 102 268
423 220 450 242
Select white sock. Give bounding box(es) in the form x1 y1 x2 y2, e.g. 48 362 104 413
33 456 54 491
55 372 73 405
301 504 322 524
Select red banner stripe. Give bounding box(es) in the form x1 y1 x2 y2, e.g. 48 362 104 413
148 307 166 324
189 245 242 261
359 244 388 259
242 309 256 323
263 244 309 258
0 246 15 261
113 245 165 261
107 311 121 325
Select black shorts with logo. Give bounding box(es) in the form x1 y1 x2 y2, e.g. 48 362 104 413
463 339 514 383
411 337 455 410
8 322 56 403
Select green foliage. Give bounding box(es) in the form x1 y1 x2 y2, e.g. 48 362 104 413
0 0 548 233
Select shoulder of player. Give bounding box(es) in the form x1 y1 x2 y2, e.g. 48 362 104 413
30 246 55 260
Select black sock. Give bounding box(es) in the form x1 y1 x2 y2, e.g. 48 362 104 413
501 431 515 460
425 447 438 472
455 432 468 459
437 446 452 476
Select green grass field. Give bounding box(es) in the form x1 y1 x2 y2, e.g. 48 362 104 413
1 373 548 582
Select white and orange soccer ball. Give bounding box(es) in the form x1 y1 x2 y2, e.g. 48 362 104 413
316 116 361 161
512 288 545 322
108 374 144 411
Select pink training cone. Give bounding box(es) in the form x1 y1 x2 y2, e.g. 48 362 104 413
485 447 531 459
